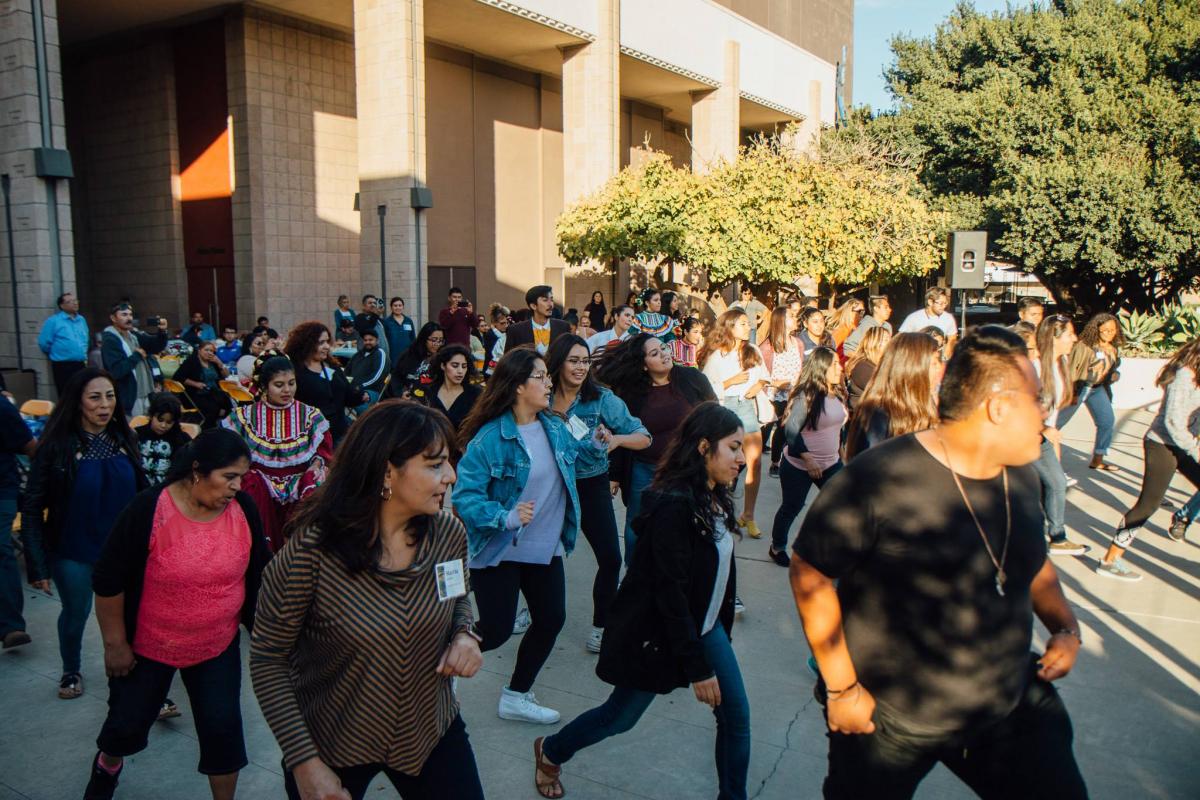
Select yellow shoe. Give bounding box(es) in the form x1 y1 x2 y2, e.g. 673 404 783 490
740 517 762 538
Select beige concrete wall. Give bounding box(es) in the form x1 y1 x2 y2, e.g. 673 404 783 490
425 45 565 316
65 39 187 331
1 0 75 388
227 8 359 332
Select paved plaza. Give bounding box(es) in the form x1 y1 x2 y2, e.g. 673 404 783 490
1 406 1198 799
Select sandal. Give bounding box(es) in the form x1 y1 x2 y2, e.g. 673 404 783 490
1089 460 1120 472
58 672 83 700
533 736 565 799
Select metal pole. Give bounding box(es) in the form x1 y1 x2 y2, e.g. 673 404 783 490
378 204 387 300
1 175 24 369
414 208 423 323
960 289 967 334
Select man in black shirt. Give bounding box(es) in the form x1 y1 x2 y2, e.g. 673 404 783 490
789 325 1087 799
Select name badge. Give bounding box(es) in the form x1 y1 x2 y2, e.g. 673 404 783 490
567 415 589 441
435 559 467 601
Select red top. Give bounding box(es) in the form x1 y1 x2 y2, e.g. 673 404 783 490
438 306 476 346
133 490 251 668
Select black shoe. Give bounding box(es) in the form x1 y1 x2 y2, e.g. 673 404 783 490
768 547 790 567
2 630 31 649
768 463 780 478
84 753 122 800
1169 516 1189 542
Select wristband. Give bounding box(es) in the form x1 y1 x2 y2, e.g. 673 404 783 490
826 680 859 697
1053 627 1082 645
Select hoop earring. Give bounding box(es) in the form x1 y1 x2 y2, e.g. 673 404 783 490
380 483 392 501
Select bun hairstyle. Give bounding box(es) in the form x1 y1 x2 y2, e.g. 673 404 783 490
252 351 295 393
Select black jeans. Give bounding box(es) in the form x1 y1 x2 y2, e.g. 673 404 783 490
96 637 246 775
471 557 566 693
283 715 483 800
51 360 85 396
1117 438 1200 548
772 458 842 550
761 400 788 462
822 658 1087 799
577 474 622 628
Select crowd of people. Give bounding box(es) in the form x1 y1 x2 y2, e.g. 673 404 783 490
4 280 1196 800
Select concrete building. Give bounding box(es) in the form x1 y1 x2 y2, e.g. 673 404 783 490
1 0 851 395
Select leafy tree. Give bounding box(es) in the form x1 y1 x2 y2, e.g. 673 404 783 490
884 0 1200 314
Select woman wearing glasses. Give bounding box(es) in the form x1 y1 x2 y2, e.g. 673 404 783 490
547 335 650 654
454 347 583 725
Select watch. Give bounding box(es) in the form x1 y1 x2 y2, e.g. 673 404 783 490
1054 627 1082 645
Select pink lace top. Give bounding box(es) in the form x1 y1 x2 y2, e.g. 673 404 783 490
133 490 250 668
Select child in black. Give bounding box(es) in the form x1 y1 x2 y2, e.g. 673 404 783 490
133 393 190 485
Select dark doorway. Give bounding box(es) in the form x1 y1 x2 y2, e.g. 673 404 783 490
428 266 478 318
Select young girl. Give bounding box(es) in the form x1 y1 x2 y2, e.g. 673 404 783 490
769 347 847 566
700 309 769 538
134 393 191 485
631 289 675 342
1061 312 1123 472
758 306 803 476
454 347 583 725
533 402 750 800
670 317 704 369
844 332 943 461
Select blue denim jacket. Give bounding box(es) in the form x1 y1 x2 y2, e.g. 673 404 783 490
454 410 582 561
565 387 650 479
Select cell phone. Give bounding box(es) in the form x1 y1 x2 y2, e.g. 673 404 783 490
146 316 160 327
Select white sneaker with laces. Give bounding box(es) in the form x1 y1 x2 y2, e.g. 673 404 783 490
512 607 532 635
498 687 561 724
586 626 603 654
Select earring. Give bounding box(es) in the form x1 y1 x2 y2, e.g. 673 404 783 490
380 483 392 501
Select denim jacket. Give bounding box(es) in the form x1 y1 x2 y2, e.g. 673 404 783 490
454 410 582 561
564 387 650 479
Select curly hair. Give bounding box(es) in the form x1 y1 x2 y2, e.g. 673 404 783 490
284 321 334 367
1077 313 1125 350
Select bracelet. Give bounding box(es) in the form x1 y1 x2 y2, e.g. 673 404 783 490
825 680 859 697
827 684 861 703
1053 628 1082 645
458 627 483 645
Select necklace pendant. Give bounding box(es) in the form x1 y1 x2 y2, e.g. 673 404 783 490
995 570 1007 597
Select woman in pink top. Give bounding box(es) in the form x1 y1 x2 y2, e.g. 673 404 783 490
768 346 847 566
85 428 272 800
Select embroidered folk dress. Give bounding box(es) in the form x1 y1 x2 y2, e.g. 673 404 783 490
221 400 333 550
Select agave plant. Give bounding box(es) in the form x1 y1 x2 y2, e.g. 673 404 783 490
1161 302 1200 344
1118 309 1166 356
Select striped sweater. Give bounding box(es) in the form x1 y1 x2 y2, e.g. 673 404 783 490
250 511 474 773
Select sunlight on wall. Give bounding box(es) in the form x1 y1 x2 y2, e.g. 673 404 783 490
314 110 361 235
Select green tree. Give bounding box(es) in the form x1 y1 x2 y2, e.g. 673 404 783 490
885 0 1200 314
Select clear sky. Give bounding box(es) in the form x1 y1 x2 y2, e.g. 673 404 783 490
853 0 1015 113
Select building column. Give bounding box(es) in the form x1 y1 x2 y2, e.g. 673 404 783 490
561 0 619 304
784 79 825 155
0 0 73 396
690 40 740 173
354 0 428 323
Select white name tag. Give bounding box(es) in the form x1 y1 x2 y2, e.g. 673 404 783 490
567 415 589 441
435 559 467 601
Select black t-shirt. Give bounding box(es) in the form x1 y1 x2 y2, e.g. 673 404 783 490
133 423 191 485
794 433 1046 737
0 399 32 491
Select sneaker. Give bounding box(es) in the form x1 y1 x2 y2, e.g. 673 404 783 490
58 672 83 699
1168 517 1189 542
1096 559 1143 582
157 698 181 721
1048 540 1089 556
733 596 746 615
83 753 122 800
498 687 560 724
585 626 603 654
769 463 780 478
2 630 31 649
512 607 532 636
768 547 790 567
1065 476 1079 489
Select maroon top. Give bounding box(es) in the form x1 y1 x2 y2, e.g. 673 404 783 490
637 383 692 464
438 306 476 346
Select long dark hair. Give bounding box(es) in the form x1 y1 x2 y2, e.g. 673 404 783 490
40 367 137 459
458 346 544 447
164 428 250 485
647 402 741 540
547 334 600 404
1036 315 1075 410
392 322 445 388
845 333 940 457
1078 313 1124 350
594 333 656 401
1157 336 1200 389
785 346 841 432
428 344 476 390
288 400 456 572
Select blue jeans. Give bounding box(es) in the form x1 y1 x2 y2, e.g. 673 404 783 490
622 460 656 567
1057 385 1114 456
1031 439 1068 543
1175 490 1200 524
772 459 842 550
0 487 24 636
542 626 751 800
51 558 94 675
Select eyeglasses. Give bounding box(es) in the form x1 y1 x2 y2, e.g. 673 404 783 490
566 357 592 367
529 372 552 384
427 336 445 344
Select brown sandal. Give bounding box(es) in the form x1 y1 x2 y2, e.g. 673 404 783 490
533 736 565 799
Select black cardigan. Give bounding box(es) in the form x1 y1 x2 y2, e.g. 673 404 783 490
294 365 356 442
91 485 273 644
596 490 736 694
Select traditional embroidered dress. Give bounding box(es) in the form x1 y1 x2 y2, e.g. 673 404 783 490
631 311 676 342
222 400 333 550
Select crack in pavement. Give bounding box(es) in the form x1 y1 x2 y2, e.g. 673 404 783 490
750 695 814 799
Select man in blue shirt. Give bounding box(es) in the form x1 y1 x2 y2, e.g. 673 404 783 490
215 324 242 367
37 292 90 395
181 311 217 346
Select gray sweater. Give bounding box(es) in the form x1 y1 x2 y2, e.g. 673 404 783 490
1148 366 1200 462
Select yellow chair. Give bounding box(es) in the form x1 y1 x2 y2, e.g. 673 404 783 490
180 422 201 439
220 380 254 404
130 415 150 429
163 379 203 420
19 399 53 417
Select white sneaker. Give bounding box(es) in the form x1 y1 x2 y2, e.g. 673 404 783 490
498 687 560 724
1065 476 1079 489
512 608 531 635
586 626 603 654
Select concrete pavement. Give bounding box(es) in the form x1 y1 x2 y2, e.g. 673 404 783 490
1 405 1197 799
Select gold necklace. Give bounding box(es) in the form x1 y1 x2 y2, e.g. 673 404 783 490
935 429 1011 597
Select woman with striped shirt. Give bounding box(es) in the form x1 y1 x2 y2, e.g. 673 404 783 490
251 401 484 800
